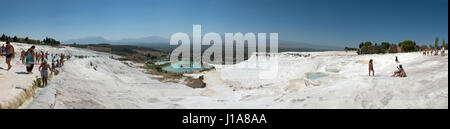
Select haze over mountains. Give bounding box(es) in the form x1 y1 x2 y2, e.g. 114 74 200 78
64 36 168 44
64 36 342 51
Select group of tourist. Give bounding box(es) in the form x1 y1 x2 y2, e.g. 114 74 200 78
2 42 103 87
1 41 72 87
423 46 446 56
369 46 447 78
21 48 69 72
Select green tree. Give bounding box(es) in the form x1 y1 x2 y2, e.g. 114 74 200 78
435 36 440 48
0 34 6 41
399 40 417 52
364 41 372 47
42 37 61 46
381 42 390 49
442 40 446 49
13 36 18 42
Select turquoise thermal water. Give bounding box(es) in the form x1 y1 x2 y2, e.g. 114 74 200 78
162 62 204 73
306 73 328 80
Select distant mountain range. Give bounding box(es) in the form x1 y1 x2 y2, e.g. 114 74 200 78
64 36 343 51
64 36 110 44
64 36 168 44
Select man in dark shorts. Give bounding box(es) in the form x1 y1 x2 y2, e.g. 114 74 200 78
5 41 15 71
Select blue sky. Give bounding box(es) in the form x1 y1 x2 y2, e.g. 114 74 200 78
0 0 448 47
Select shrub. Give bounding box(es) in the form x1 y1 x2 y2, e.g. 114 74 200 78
33 78 42 87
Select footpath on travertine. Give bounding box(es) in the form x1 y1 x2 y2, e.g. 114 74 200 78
0 42 104 109
0 54 41 109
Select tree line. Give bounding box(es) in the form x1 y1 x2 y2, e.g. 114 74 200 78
0 34 61 46
346 37 448 55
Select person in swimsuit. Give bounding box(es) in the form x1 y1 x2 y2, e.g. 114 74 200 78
56 60 60 68
369 59 374 76
51 58 55 72
35 52 39 64
392 65 407 77
435 48 439 56
60 53 65 66
0 44 5 56
21 50 26 64
45 52 49 60
25 46 36 74
40 51 45 63
5 41 15 71
39 60 51 87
